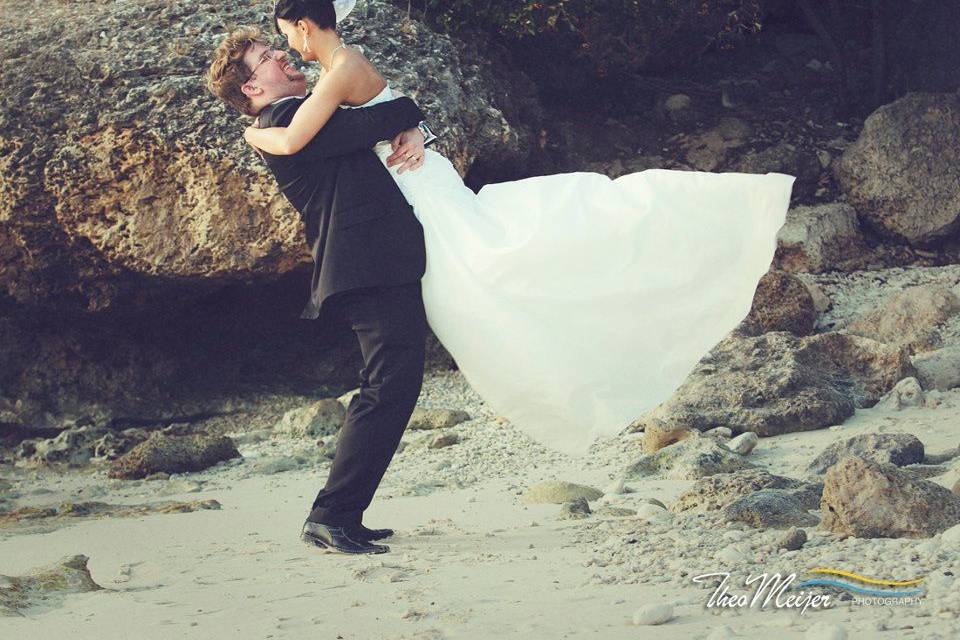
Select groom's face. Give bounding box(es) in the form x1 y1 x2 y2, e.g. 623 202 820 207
241 41 307 108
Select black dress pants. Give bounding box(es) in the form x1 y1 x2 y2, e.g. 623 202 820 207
307 281 427 527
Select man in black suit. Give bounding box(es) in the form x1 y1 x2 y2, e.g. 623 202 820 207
207 28 436 554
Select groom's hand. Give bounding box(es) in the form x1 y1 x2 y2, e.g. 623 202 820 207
386 127 426 174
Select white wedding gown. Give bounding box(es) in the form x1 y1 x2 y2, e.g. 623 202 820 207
344 86 796 456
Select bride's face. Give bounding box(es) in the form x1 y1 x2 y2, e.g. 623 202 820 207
276 17 315 62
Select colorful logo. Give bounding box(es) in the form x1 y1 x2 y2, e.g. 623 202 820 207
795 567 925 598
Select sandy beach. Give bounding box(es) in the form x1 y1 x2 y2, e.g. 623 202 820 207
3 358 960 639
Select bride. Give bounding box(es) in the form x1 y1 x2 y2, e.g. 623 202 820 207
243 0 796 456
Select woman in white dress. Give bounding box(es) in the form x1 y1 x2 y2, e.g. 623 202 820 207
244 0 796 456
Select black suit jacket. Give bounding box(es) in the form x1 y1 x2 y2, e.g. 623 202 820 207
256 96 428 320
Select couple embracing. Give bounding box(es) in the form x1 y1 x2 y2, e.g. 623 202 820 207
206 0 796 555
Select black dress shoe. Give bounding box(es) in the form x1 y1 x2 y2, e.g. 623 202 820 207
301 521 390 554
350 524 395 541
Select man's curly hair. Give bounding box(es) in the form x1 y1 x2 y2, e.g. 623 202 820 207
205 26 264 116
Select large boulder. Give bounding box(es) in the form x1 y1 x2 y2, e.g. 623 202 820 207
670 468 820 513
820 456 960 538
844 285 960 355
108 432 240 479
0 555 103 617
0 0 532 430
833 92 960 247
0 0 537 313
627 330 915 437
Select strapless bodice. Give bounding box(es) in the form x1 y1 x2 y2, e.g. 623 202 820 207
340 84 393 109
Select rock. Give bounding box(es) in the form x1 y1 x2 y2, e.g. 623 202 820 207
802 280 832 314
520 481 603 505
631 603 674 626
407 407 471 431
722 489 820 529
625 434 755 481
773 203 871 273
875 377 926 410
727 432 758 455
820 456 960 538
558 497 591 520
18 425 107 466
704 427 732 439
0 0 540 432
778 527 808 551
428 433 460 449
108 432 240 479
671 469 820 513
845 285 960 355
834 92 960 247
627 331 915 437
911 346 960 391
274 399 345 439
806 432 925 475
741 270 817 337
734 141 821 200
251 455 302 475
0 555 103 616
642 421 696 452
635 503 670 522
680 117 750 171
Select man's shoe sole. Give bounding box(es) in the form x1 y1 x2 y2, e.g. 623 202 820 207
300 531 390 554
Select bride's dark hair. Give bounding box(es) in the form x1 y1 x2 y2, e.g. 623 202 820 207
274 0 337 34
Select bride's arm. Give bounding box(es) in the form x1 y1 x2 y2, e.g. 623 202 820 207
243 61 356 156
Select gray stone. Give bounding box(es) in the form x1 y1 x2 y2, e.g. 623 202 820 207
875 377 926 410
627 331 915 438
777 527 808 551
722 489 820 529
274 399 345 439
108 432 240 479
727 432 758 455
625 434 755 481
806 432 925 475
407 408 471 431
671 469 820 513
911 346 960 391
774 203 871 273
428 433 461 449
558 497 591 520
521 481 603 505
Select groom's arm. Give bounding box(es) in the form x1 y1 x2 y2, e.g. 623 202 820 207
261 96 429 160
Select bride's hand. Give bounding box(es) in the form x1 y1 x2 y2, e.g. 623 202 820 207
386 127 426 174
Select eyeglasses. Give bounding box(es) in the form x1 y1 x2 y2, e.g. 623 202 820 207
245 46 280 83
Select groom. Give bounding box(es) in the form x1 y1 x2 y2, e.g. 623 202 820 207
206 27 437 554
